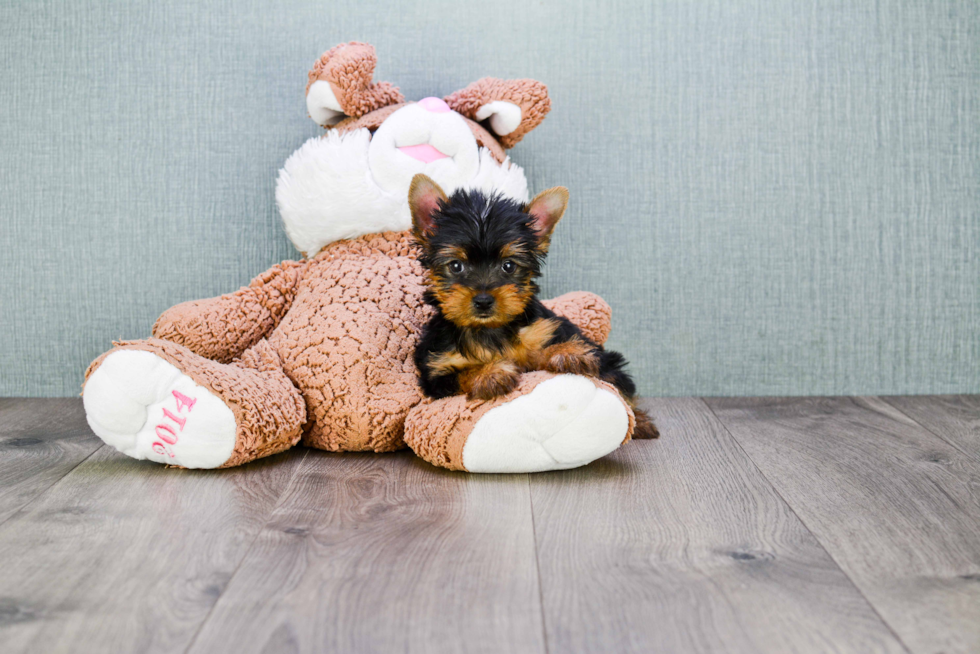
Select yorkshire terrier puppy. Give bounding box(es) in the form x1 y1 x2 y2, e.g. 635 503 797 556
409 174 659 439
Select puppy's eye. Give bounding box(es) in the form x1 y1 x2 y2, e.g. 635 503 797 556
448 260 464 274
501 260 517 274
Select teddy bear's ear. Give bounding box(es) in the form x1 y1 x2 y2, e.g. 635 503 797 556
305 42 405 127
409 174 448 243
525 186 569 247
444 78 551 149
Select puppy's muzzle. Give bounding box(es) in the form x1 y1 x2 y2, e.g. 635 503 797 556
472 293 495 314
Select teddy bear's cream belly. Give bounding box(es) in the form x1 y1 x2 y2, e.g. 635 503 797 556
268 250 431 452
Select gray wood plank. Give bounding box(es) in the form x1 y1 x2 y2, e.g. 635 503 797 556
881 395 980 462
0 435 306 653
187 451 546 654
529 397 906 654
707 396 980 654
0 399 103 525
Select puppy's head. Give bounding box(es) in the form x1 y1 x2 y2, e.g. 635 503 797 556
409 174 568 328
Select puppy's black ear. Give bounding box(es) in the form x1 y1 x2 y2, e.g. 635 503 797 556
409 174 448 243
525 187 569 246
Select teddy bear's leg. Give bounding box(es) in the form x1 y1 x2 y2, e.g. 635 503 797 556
404 371 634 473
83 338 305 469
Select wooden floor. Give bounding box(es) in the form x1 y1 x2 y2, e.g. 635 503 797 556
0 397 978 654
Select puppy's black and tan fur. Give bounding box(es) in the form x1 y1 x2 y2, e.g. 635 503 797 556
409 174 658 439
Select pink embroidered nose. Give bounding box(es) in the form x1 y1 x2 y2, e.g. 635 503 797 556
398 144 449 163
418 96 451 113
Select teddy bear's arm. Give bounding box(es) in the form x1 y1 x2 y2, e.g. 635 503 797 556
444 78 551 149
541 291 612 346
151 260 309 363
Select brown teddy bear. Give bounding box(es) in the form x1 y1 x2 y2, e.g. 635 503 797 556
82 42 640 472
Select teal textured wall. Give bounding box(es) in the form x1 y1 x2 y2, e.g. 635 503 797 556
1 0 977 397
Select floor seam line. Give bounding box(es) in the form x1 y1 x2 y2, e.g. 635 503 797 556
876 395 980 465
0 440 105 532
527 474 551 654
699 397 915 654
182 448 312 654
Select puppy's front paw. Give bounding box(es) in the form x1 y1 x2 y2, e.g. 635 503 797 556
462 362 520 401
542 341 600 376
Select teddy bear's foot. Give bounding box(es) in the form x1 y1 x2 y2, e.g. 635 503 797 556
83 350 237 468
463 375 627 473
405 372 631 473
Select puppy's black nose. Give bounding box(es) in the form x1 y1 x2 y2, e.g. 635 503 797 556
472 293 495 312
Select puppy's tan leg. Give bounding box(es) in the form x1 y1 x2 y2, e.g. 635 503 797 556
539 338 600 376
459 360 520 401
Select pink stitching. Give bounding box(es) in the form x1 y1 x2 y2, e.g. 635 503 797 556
150 390 197 456
162 407 187 430
155 424 178 444
172 390 197 412
152 441 175 457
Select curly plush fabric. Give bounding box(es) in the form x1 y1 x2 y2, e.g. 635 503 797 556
269 231 429 452
332 103 406 135
541 292 612 346
404 371 635 472
332 104 508 164
306 42 404 117
85 338 307 468
309 48 549 157
153 260 309 363
445 78 551 149
82 43 628 472
87 229 616 466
